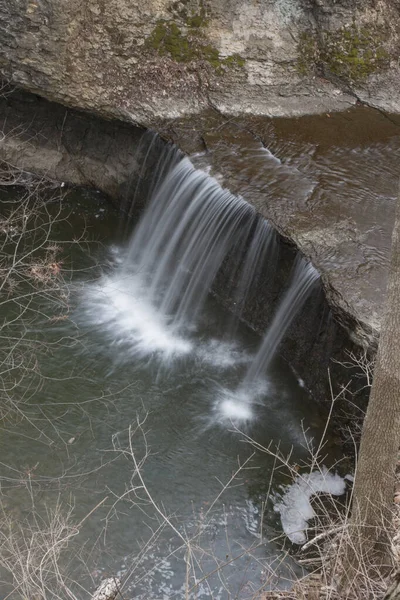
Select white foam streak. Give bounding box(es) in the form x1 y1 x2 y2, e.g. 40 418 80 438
274 467 346 544
211 380 268 427
195 340 250 369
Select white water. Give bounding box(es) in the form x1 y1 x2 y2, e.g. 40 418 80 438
243 258 319 385
126 156 256 330
229 217 277 322
82 136 320 426
82 271 193 360
274 468 346 544
215 258 319 422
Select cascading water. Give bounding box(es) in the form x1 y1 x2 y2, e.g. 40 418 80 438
125 157 255 330
121 133 183 231
83 133 319 424
225 217 277 335
214 257 319 425
243 258 319 385
83 140 269 364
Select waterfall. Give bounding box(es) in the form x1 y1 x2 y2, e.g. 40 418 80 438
125 155 256 330
231 218 277 318
213 257 319 425
84 138 279 362
242 258 319 386
120 133 182 234
83 133 320 426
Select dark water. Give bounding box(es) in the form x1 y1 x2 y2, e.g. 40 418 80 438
0 189 329 599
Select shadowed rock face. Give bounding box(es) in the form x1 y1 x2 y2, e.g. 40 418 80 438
0 89 146 199
1 0 400 124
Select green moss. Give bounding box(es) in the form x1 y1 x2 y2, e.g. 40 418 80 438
187 13 206 28
146 19 245 73
321 24 390 81
223 53 246 68
147 20 196 62
202 44 220 67
297 32 319 75
297 24 390 82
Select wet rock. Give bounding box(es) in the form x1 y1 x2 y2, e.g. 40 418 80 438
0 88 146 201
159 106 400 350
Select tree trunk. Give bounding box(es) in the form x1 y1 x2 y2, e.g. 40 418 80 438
341 185 400 588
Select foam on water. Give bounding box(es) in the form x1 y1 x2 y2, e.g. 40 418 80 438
210 380 269 428
81 272 192 360
219 398 253 421
274 467 346 544
195 339 250 369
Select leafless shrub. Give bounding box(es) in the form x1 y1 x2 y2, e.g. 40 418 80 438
0 492 81 600
330 350 375 449
0 483 111 600
0 394 395 600
0 163 96 439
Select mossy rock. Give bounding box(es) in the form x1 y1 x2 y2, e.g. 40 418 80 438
146 19 245 73
297 24 390 82
321 24 390 81
147 21 195 62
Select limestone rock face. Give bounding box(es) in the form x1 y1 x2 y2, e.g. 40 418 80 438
1 0 399 124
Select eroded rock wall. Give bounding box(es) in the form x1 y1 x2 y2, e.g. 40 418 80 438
0 89 145 198
1 0 399 124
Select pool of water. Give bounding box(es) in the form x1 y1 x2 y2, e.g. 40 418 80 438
0 188 330 599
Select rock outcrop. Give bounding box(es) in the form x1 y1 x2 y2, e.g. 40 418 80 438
157 107 400 350
1 0 400 125
0 88 145 199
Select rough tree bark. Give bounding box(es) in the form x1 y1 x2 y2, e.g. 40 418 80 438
342 184 400 589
